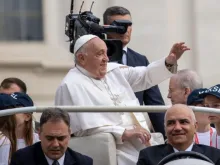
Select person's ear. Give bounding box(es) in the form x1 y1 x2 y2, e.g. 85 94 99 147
38 128 42 139
184 87 191 96
184 87 191 101
68 128 72 139
164 124 167 136
77 53 87 65
24 113 31 122
194 121 198 132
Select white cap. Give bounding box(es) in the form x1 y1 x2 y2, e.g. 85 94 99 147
74 34 98 54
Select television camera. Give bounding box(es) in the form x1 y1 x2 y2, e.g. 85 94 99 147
65 0 132 62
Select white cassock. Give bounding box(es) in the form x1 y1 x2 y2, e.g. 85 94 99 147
55 57 173 165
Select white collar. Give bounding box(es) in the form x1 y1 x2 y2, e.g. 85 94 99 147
173 143 194 152
76 64 92 77
123 46 128 53
45 154 65 165
76 63 121 77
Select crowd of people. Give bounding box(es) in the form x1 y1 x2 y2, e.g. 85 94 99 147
1 5 220 165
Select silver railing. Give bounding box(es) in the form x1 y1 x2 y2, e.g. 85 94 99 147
0 105 220 117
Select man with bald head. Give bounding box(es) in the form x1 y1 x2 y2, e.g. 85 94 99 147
55 34 189 165
167 69 203 105
137 104 220 165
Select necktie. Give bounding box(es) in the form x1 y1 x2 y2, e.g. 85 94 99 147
122 50 127 65
52 160 60 165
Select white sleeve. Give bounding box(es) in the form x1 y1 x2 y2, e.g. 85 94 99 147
74 126 126 144
0 137 10 165
55 84 74 105
120 57 173 92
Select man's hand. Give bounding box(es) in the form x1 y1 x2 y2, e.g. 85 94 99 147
122 125 151 146
166 42 190 65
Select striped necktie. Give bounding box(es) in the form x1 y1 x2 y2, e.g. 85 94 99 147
52 160 60 165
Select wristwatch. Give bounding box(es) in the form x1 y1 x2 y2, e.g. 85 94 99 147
165 61 178 73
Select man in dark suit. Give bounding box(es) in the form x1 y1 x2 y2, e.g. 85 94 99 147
103 6 165 136
137 104 220 165
10 108 93 165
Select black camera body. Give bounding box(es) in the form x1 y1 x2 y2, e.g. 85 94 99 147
65 1 132 62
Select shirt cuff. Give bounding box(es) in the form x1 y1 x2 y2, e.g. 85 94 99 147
111 126 126 144
165 60 178 74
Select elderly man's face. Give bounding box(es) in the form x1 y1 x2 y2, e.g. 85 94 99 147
204 95 220 124
165 105 197 149
167 76 189 105
81 38 109 79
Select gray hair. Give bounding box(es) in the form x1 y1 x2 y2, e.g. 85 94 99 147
175 69 203 91
164 104 197 126
74 42 88 64
40 108 70 128
103 6 131 24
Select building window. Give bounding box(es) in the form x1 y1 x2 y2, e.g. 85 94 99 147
0 0 43 41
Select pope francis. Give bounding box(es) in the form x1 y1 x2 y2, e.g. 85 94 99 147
55 34 190 165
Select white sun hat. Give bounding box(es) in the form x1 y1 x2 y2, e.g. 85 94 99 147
73 34 98 54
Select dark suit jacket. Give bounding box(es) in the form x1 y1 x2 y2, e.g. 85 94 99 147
137 144 220 165
10 142 93 165
126 48 165 136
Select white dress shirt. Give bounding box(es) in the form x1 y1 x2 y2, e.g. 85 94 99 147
122 46 128 65
173 143 194 152
45 154 65 165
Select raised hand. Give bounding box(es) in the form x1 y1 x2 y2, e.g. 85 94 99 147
166 42 190 65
